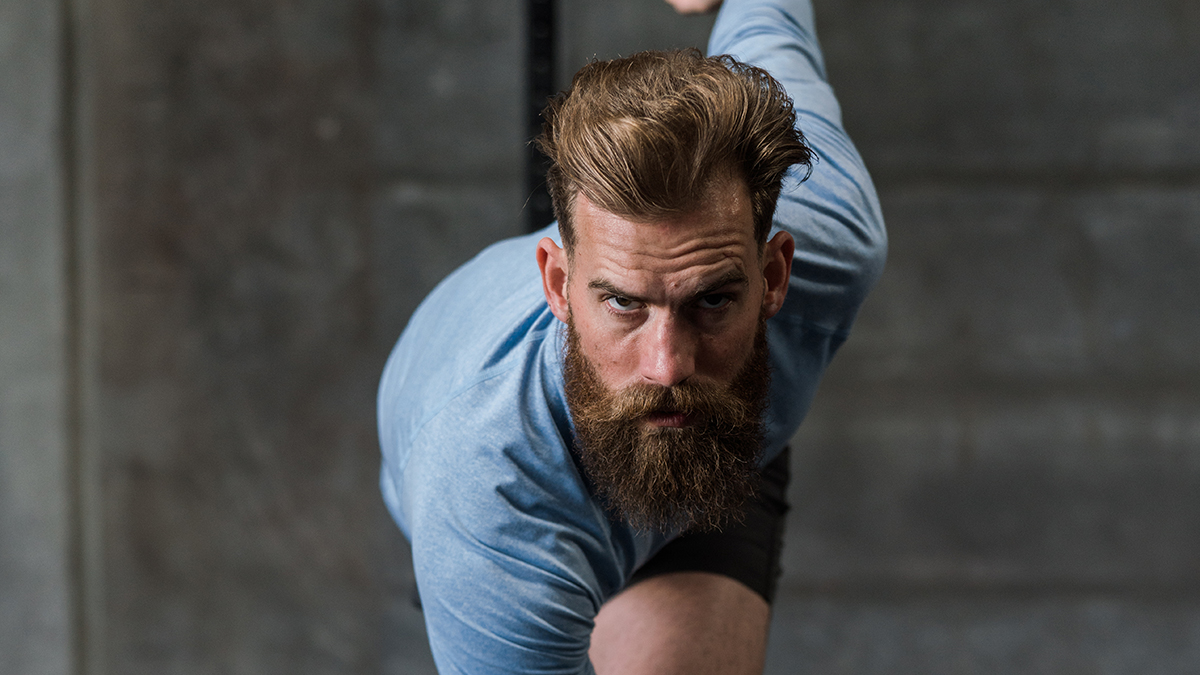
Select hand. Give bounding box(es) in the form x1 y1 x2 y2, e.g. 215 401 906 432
663 0 723 14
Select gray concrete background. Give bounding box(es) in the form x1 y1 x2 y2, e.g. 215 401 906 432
3 0 1199 672
0 0 73 673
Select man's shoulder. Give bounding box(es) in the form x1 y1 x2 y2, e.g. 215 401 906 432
376 225 578 511
383 320 631 616
380 229 561 428
408 228 552 361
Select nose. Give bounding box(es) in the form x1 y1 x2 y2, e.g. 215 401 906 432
638 313 696 388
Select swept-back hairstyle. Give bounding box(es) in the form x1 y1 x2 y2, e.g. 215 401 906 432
536 48 812 254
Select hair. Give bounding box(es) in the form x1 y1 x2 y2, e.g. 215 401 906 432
536 48 812 255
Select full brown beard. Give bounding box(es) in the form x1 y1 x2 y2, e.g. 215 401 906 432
563 316 771 533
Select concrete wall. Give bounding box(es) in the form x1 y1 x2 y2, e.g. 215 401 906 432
770 1 1200 671
74 0 390 672
0 1 73 673
5 0 1199 673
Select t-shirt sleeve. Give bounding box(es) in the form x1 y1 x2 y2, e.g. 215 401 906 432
394 404 616 675
710 0 888 336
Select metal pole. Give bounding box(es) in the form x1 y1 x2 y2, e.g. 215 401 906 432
527 0 556 231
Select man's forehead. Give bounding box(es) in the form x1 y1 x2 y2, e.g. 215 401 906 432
567 193 757 298
570 176 755 254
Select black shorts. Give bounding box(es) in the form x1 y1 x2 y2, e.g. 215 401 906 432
627 446 791 604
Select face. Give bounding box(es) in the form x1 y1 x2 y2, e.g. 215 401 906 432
541 175 792 396
537 175 794 531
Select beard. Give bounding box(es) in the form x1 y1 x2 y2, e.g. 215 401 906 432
563 316 771 533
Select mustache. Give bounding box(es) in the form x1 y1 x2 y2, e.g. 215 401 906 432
589 380 758 427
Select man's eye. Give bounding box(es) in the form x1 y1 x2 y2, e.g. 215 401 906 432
697 294 731 310
606 296 643 311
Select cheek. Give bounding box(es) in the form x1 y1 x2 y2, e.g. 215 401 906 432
699 316 760 378
589 336 637 379
571 307 635 378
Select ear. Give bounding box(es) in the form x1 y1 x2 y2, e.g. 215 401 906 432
761 230 793 319
537 237 571 323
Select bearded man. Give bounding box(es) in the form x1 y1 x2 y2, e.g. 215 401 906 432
377 0 886 672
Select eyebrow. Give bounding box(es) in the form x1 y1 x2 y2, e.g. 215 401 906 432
587 278 635 298
586 269 750 302
694 270 750 298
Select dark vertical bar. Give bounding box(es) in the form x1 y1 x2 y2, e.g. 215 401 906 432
527 0 556 231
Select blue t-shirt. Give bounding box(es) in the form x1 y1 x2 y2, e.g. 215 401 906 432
377 0 887 672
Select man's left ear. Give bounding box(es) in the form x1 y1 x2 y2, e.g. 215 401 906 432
761 230 793 319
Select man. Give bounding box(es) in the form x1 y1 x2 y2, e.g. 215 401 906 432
377 0 886 672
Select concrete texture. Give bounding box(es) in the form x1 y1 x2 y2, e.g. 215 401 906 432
839 187 1200 382
786 389 1200 587
557 0 716 85
813 0 1200 177
0 0 73 673
375 0 524 182
765 592 1200 675
77 0 387 672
